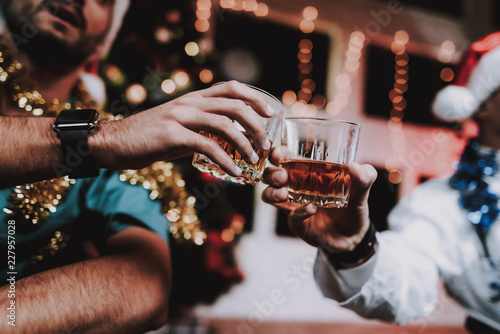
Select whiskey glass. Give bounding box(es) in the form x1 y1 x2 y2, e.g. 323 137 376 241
192 84 284 185
280 118 360 208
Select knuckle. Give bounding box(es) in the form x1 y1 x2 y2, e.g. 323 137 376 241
193 133 204 146
226 80 244 95
211 114 229 126
161 120 180 135
227 80 240 89
206 138 221 151
194 111 203 124
234 100 247 111
219 116 234 128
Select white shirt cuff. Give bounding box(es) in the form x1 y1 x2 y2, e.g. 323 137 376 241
336 247 379 293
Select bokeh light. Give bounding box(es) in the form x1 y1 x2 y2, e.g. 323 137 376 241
388 170 403 184
161 79 176 94
125 84 147 105
244 0 258 12
282 90 297 106
394 30 409 45
254 3 268 16
311 94 326 109
440 67 454 82
195 19 210 32
174 71 190 86
185 41 200 56
303 6 318 20
299 20 315 34
199 69 214 83
155 27 171 44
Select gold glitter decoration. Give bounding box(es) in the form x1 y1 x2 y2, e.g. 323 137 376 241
119 162 206 245
29 230 73 267
3 177 75 232
0 39 98 116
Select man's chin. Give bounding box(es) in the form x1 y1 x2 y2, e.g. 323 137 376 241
34 16 82 48
17 30 87 70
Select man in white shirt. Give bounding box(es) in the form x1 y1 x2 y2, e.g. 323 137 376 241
262 31 500 333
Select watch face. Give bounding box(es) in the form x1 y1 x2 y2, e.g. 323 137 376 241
56 109 98 124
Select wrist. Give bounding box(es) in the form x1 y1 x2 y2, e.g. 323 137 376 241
335 242 377 269
321 223 377 268
88 119 117 170
89 118 144 171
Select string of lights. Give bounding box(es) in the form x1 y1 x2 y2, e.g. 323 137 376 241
439 40 456 82
326 31 365 117
281 6 324 117
220 0 269 16
385 30 410 185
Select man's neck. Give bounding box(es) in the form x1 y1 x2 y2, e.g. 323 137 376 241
1 51 82 117
17 51 82 101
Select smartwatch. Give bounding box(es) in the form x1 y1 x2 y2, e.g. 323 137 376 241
323 223 377 265
53 109 100 179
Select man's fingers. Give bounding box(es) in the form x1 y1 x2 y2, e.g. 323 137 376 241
186 132 243 176
348 162 377 205
184 112 261 165
262 167 288 187
197 81 273 119
289 204 317 228
268 146 285 166
188 97 269 151
287 204 317 245
261 185 288 204
273 201 300 214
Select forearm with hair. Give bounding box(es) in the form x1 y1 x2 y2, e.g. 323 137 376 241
0 116 62 188
0 244 171 333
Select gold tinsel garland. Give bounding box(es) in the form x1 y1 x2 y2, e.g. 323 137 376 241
1 37 204 267
3 177 75 232
0 40 98 115
119 162 206 245
29 230 74 267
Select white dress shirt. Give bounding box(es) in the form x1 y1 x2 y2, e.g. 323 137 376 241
314 176 500 330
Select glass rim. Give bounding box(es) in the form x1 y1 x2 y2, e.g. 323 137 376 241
282 117 360 128
213 81 283 108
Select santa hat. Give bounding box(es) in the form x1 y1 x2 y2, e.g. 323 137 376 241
432 32 500 122
100 0 130 59
84 0 130 106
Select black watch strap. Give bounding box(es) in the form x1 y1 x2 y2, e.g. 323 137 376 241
324 223 377 264
59 128 99 179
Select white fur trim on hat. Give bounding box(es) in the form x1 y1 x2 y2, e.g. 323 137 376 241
80 73 107 107
432 46 500 122
432 85 479 122
100 0 130 58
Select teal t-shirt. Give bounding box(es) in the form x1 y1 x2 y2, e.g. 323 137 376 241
0 169 169 282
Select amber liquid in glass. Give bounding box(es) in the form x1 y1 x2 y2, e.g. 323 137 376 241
192 131 271 185
281 159 351 208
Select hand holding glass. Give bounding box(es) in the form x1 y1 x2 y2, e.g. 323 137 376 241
280 118 360 208
192 84 284 185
